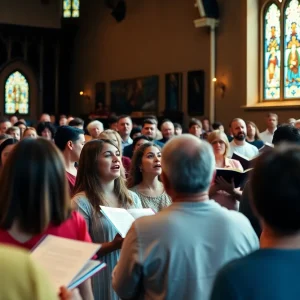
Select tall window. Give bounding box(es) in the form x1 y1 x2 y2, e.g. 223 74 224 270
63 0 80 18
5 71 29 115
263 0 300 100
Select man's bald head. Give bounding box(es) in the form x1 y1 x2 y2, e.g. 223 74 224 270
161 120 174 140
161 134 214 194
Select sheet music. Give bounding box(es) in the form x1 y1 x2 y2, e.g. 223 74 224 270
31 235 100 291
128 208 155 219
100 206 135 238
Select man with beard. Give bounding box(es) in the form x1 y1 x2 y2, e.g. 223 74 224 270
228 118 259 159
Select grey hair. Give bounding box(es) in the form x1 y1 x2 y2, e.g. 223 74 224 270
162 135 215 194
87 120 104 133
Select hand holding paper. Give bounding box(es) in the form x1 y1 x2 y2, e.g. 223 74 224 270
31 235 106 291
100 206 155 238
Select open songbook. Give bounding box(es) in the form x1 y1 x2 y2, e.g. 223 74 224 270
215 168 253 188
31 235 106 291
100 206 155 238
231 152 258 170
259 142 274 153
232 143 274 170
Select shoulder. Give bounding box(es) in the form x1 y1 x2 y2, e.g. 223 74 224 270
72 192 88 204
154 140 164 148
260 130 267 135
216 249 261 280
221 210 259 246
122 156 131 164
229 140 235 148
68 211 87 226
124 144 133 151
122 156 131 168
0 246 57 299
226 158 243 170
213 205 258 237
220 208 252 226
72 193 92 212
129 190 142 208
123 144 134 158
246 142 259 152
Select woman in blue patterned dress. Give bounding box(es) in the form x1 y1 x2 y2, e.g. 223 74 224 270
72 139 141 300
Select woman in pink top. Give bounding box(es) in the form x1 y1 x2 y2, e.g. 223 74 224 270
0 138 93 300
208 130 243 210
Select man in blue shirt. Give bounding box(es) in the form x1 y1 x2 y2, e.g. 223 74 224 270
117 115 133 150
211 144 300 300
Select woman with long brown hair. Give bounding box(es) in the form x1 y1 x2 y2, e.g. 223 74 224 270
127 142 172 212
246 121 264 149
99 129 131 177
0 138 93 299
72 139 141 300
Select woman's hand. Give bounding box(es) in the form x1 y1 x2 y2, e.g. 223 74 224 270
215 177 235 194
97 234 125 257
59 287 82 300
111 234 124 250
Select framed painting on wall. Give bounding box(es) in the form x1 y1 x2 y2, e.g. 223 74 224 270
95 82 106 110
165 72 182 111
110 75 159 114
188 70 205 116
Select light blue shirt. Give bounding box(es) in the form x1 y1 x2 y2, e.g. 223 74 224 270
112 200 259 300
122 137 133 150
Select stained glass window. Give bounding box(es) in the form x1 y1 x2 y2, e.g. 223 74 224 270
5 71 29 115
264 3 281 100
284 0 300 98
72 0 80 17
63 0 79 18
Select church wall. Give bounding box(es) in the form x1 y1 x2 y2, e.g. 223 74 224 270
72 0 299 130
0 0 61 29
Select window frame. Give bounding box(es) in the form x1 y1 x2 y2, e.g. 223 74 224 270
63 0 80 19
261 0 300 102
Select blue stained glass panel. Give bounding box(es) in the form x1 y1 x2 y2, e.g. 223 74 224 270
284 0 300 98
63 0 71 18
264 3 281 100
72 0 80 17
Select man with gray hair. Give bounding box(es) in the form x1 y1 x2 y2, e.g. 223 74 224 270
112 134 258 300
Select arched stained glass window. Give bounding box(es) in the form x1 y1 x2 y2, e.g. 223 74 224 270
284 0 300 98
63 0 80 18
264 4 281 99
5 71 29 115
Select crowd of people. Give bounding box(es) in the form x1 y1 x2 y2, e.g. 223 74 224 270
0 111 300 300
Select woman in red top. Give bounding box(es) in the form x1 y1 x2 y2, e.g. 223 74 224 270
0 138 93 300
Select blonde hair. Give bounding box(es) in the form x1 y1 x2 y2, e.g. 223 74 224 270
207 130 230 157
99 129 122 153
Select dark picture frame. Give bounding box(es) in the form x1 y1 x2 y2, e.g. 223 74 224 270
165 72 182 111
95 82 106 110
188 70 205 116
110 75 159 114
